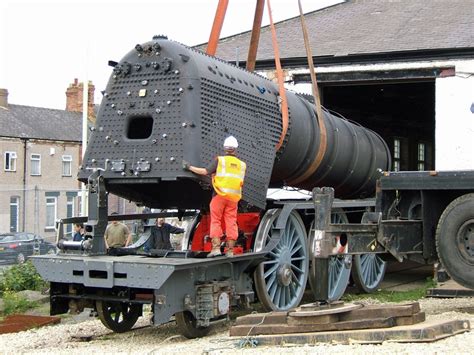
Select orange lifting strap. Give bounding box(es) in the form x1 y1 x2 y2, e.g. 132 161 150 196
206 0 229 56
266 0 289 151
288 0 328 185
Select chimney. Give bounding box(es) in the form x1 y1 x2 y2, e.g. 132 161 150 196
65 78 95 118
0 89 8 108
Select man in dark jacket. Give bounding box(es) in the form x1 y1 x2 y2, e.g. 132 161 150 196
149 218 185 250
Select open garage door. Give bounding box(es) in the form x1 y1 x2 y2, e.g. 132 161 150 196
321 81 435 172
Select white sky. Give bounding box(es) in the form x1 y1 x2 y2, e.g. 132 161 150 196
0 0 342 110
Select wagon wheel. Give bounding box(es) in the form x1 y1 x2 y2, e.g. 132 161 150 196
308 209 352 302
96 300 142 333
436 193 474 289
254 209 309 311
175 311 210 339
352 254 387 293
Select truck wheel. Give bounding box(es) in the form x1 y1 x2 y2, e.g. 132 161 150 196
308 210 352 302
96 300 141 333
175 311 210 339
436 193 474 289
254 209 309 311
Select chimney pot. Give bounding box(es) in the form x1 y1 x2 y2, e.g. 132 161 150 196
0 89 8 108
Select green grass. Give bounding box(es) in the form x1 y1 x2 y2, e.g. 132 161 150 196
1 291 38 316
342 277 437 303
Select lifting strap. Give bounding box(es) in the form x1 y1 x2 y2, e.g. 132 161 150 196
247 0 265 71
206 0 229 55
266 0 289 151
288 0 328 185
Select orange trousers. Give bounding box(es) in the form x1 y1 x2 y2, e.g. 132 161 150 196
210 194 238 241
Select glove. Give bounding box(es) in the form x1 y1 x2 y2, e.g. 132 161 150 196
182 160 190 171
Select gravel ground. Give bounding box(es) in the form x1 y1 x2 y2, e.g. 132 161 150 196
1 297 474 355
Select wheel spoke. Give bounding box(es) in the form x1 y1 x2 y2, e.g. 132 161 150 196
291 244 303 256
264 263 279 278
291 263 303 275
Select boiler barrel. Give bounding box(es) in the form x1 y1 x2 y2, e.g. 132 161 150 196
272 93 391 198
79 38 391 209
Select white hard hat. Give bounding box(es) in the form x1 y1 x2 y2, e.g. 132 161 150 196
223 136 238 149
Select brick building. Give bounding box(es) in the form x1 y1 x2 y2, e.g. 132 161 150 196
0 81 139 239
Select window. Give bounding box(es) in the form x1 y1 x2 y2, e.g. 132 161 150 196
66 195 75 235
30 154 41 176
4 151 17 171
10 196 19 232
417 143 426 171
62 155 72 176
46 197 57 229
393 138 401 172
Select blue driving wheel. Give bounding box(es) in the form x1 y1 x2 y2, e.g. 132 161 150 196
352 253 387 293
254 209 309 311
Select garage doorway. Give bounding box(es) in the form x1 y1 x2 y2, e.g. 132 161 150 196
321 81 435 171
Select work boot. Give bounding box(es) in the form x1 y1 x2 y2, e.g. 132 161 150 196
207 237 222 257
226 239 236 257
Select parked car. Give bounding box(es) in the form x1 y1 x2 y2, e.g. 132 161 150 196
0 232 57 264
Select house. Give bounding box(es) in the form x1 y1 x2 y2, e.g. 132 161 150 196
0 81 138 238
199 0 474 172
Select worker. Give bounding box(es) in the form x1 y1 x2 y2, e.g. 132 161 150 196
147 217 185 250
183 136 246 257
72 223 84 241
104 212 132 249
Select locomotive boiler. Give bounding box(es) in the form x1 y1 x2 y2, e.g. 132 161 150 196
78 36 390 210
31 36 401 337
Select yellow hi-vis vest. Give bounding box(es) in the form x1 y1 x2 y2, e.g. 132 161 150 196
212 155 246 202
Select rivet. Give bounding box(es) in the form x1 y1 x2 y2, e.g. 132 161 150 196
152 139 157 144
111 167 115 171
156 108 161 113
121 172 126 176
113 140 119 145
113 75 117 79
105 135 110 140
167 100 171 105
162 133 167 139
117 110 123 115
170 157 175 161
141 80 148 85
91 159 96 163
127 91 131 96
155 52 160 56
154 89 159 94
181 122 187 127
178 88 184 93
90 126 95 131
111 104 116 108
155 157 160 162
134 171 140 176
138 53 142 57
174 70 180 74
